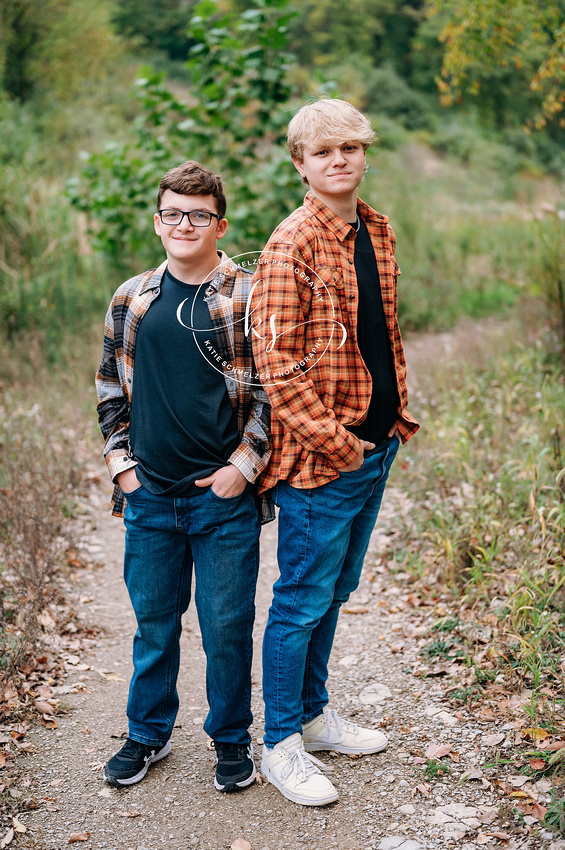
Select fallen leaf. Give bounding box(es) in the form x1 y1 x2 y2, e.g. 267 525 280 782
411 781 431 798
460 767 484 782
231 840 252 850
255 772 266 785
522 727 550 742
528 758 546 771
489 832 510 840
0 828 14 848
484 733 505 746
34 701 55 716
117 811 140 818
105 674 125 682
406 594 421 607
425 743 453 759
477 807 499 825
343 605 369 614
546 740 565 751
12 819 25 834
476 834 493 846
508 775 530 787
0 754 5 769
68 833 90 843
530 802 548 820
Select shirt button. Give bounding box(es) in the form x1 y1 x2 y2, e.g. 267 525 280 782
122 457 128 461
348 259 353 264
349 294 355 300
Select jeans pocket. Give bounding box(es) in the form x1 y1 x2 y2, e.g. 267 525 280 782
209 484 247 502
123 484 145 498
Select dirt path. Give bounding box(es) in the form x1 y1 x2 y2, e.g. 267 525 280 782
13 334 558 850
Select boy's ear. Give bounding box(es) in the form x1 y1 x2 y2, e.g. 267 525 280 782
292 157 306 179
216 217 228 240
154 213 162 238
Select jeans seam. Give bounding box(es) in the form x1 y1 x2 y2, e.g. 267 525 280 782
272 485 312 743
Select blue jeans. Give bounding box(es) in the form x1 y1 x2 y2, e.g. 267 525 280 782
262 436 399 747
122 483 260 747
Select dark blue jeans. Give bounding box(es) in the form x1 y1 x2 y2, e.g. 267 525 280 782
122 484 260 747
262 437 399 747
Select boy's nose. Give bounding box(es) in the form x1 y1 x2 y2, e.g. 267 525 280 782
331 148 346 165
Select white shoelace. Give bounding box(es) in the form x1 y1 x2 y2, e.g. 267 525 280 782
322 709 359 741
279 748 327 783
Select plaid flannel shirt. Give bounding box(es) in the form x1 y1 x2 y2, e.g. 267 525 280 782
96 254 274 522
250 192 419 493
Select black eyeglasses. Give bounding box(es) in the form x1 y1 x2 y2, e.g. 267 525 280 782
157 209 222 227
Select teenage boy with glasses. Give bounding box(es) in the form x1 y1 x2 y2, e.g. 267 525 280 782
96 160 272 792
250 99 419 806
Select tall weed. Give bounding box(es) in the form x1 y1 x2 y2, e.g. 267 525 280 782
394 316 565 685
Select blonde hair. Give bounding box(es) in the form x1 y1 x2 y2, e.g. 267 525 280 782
287 98 376 161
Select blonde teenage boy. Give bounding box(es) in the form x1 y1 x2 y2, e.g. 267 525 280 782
251 99 419 806
97 161 272 793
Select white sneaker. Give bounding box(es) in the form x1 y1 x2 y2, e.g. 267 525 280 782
261 732 339 806
302 707 388 755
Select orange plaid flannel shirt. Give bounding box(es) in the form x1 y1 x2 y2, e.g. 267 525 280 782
250 192 419 494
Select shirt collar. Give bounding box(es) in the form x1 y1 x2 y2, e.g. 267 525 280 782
304 191 389 240
139 251 237 296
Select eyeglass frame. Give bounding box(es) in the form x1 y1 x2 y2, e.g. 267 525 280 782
157 208 223 227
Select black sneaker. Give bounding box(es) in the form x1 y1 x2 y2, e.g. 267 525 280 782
214 741 256 792
103 738 171 787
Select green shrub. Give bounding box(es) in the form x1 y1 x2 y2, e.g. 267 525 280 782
365 64 434 130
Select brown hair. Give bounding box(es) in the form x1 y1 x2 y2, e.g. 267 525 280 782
157 160 227 218
287 98 376 162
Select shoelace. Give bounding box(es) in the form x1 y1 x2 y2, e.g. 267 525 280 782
215 743 251 761
323 708 359 740
279 747 327 783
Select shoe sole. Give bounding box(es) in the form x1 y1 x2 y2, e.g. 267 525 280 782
260 760 339 807
303 739 388 755
103 740 172 787
214 763 257 792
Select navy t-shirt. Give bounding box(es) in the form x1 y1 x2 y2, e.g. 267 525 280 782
130 267 240 497
348 215 399 446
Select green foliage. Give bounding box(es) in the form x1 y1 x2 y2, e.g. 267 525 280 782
0 0 120 104
427 0 565 130
365 64 434 129
0 153 114 358
424 758 451 779
545 794 565 834
288 0 394 67
68 0 304 268
392 324 565 686
112 0 196 61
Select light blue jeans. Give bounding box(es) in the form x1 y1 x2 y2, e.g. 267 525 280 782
122 484 260 747
262 437 399 747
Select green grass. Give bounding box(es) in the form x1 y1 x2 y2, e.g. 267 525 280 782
391 314 565 689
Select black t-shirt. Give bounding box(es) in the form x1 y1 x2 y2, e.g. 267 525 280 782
348 215 399 445
130 267 240 497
